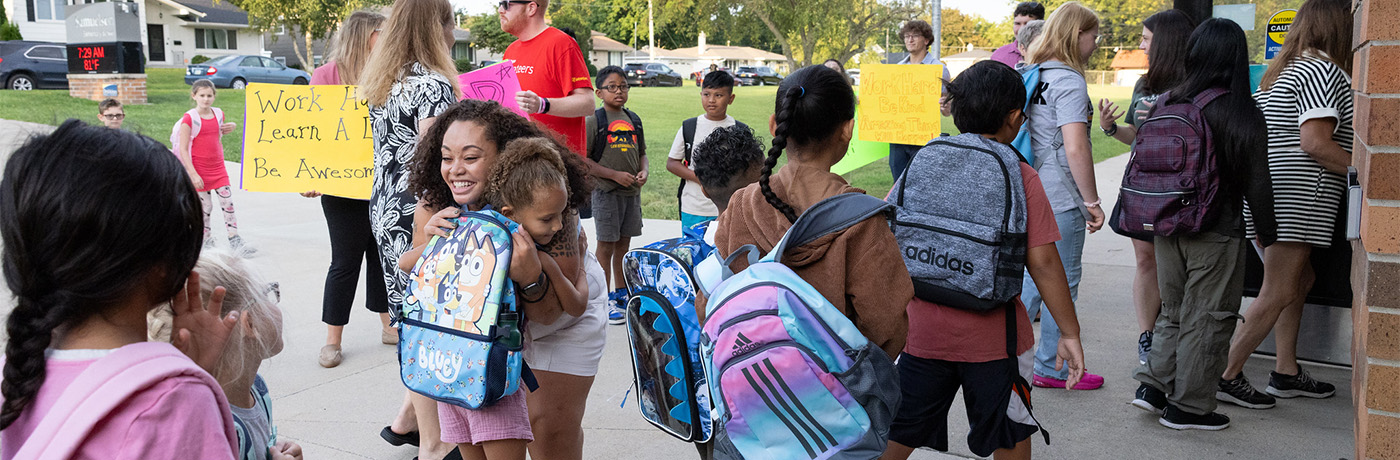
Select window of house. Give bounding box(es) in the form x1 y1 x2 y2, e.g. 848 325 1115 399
195 28 238 50
29 0 66 21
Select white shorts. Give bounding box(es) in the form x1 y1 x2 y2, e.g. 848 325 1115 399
522 251 608 376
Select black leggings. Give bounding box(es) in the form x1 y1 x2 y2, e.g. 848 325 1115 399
320 195 390 326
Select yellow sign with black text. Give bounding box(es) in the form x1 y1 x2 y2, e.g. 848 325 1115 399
240 83 374 199
856 63 943 146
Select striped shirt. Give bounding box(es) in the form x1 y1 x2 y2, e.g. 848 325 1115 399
1245 53 1353 247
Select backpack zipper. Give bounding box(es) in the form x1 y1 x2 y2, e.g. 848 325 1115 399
717 308 781 331
708 281 853 354
717 340 830 376
400 317 495 342
890 219 999 246
1121 187 1192 196
903 140 1015 237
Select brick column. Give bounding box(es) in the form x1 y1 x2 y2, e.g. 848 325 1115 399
1352 0 1400 458
66 73 148 105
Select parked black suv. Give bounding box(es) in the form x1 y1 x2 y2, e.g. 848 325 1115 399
0 41 69 90
734 66 783 86
624 62 683 87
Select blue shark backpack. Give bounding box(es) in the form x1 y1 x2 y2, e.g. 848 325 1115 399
397 210 528 410
622 221 716 442
697 193 901 460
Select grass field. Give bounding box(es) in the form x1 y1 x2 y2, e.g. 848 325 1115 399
0 69 1134 220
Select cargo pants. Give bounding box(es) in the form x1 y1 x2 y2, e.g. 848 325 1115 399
1133 231 1247 415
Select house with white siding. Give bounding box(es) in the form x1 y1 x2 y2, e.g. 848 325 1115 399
4 0 265 67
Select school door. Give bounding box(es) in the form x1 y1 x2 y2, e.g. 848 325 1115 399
147 25 165 63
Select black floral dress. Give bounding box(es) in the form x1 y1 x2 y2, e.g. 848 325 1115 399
368 62 456 305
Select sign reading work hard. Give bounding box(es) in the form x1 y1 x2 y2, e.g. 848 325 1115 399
458 60 528 117
856 64 943 146
1266 9 1297 60
241 83 374 199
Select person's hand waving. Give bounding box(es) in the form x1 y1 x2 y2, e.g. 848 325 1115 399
170 271 239 373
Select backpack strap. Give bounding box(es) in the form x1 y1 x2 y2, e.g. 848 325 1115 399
626 108 645 156
767 193 894 264
1191 88 1229 109
10 343 237 460
588 108 609 162
680 117 699 165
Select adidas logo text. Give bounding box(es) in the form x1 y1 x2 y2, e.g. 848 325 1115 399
731 333 760 357
904 246 976 275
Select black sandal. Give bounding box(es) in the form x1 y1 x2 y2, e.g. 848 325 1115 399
380 426 420 447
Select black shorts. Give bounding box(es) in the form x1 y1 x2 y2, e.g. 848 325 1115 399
887 352 1039 458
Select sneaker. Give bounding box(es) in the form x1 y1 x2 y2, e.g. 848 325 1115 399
1138 330 1153 365
607 289 627 325
1032 372 1105 390
1216 374 1276 409
1131 383 1168 414
229 236 257 255
1266 368 1336 399
1158 404 1230 431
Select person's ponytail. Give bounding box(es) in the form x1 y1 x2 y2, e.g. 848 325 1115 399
0 293 70 430
761 85 802 223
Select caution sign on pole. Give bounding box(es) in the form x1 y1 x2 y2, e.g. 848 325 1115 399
1266 9 1296 60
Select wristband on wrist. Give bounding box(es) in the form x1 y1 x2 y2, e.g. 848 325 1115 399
1084 199 1102 209
539 97 551 114
1101 123 1118 136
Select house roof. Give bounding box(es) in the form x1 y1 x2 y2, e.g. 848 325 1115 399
944 49 993 61
627 46 697 60
171 0 248 26
590 31 633 53
1110 49 1148 69
453 28 471 42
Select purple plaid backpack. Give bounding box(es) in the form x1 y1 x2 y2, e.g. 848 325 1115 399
1114 88 1228 237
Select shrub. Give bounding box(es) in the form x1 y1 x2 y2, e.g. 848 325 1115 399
0 22 22 41
191 55 210 64
455 57 474 73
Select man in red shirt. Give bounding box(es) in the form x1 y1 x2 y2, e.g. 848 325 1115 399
499 0 594 155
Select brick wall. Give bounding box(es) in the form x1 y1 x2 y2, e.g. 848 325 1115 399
1352 0 1400 458
66 74 148 105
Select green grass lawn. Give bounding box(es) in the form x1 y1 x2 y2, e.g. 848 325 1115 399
0 70 1133 220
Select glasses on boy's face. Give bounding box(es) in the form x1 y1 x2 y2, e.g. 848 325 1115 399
497 0 531 11
599 85 628 93
102 113 125 120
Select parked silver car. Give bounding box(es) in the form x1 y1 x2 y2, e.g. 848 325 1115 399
185 55 310 89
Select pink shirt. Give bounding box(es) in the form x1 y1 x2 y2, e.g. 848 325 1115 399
310 61 341 85
991 42 1022 68
1 345 236 460
180 112 230 192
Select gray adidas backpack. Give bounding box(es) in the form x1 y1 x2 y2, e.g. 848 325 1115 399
889 133 1029 311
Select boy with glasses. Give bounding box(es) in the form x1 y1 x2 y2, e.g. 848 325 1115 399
98 98 125 130
583 65 648 325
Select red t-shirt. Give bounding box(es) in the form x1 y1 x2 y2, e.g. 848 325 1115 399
504 27 593 155
904 163 1061 363
180 112 230 192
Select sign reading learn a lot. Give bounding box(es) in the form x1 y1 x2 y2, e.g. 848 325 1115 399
856 63 942 146
241 83 375 199
241 64 529 199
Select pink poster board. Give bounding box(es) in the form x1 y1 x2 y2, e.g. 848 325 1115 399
458 60 528 117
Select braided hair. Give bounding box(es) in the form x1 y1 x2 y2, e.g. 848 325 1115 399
0 120 203 429
760 65 856 222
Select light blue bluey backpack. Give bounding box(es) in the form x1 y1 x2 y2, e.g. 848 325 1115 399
696 193 901 460
397 210 530 410
622 221 716 442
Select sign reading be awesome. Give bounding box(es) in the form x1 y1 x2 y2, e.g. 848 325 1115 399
241 83 374 199
857 63 943 146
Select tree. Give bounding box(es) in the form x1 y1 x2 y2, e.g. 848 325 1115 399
468 13 515 54
739 0 925 69
222 0 392 68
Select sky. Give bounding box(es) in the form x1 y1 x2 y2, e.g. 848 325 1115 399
450 0 1017 22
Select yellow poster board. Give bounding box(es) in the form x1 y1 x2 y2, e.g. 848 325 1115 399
240 83 373 199
856 63 943 146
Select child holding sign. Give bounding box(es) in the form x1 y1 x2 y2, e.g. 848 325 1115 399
174 79 254 253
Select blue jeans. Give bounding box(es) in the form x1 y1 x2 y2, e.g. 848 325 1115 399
889 143 921 181
680 212 715 233
1020 209 1085 380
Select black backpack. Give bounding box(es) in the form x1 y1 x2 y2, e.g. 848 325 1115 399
587 107 645 163
676 117 749 218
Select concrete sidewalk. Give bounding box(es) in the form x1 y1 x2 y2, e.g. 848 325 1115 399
0 120 1354 459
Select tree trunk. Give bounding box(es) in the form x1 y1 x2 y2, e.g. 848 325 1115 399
290 28 315 69
745 0 798 71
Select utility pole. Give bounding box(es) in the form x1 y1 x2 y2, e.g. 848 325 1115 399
929 0 941 60
648 0 656 60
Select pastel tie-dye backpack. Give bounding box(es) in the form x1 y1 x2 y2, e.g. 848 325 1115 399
397 210 528 410
622 221 715 442
699 193 902 460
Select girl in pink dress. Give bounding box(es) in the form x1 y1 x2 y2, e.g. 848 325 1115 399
175 79 254 253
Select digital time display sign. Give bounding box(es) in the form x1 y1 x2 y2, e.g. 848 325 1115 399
70 44 117 73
